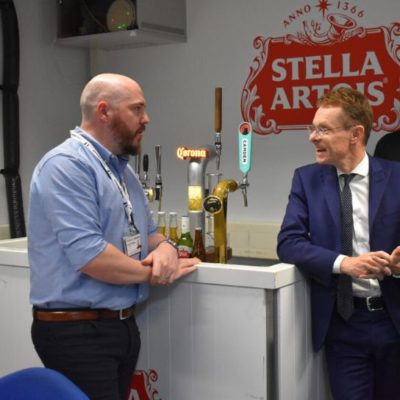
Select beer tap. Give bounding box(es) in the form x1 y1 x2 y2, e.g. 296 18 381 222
238 122 253 207
214 87 222 171
155 145 162 211
141 153 154 202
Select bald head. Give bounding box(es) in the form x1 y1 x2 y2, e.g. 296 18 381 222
78 73 149 156
80 73 142 122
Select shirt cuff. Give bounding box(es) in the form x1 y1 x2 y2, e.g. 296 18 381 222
333 254 346 274
392 274 400 278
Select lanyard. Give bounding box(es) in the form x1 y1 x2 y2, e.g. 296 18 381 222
70 131 135 228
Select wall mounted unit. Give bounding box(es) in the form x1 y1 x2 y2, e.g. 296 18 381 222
57 0 186 49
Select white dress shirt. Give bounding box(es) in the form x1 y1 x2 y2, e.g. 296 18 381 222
333 153 381 297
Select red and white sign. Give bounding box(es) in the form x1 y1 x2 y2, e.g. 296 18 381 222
241 1 400 135
127 369 160 400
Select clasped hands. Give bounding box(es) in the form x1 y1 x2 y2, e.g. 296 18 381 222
340 247 400 280
141 241 199 285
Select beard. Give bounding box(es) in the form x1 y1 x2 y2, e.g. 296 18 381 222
110 114 143 156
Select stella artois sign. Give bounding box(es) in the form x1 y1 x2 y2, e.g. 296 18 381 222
128 369 160 400
241 1 400 134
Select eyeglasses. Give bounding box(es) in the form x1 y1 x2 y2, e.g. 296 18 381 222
307 125 353 137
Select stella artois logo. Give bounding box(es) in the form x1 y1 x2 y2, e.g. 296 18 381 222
241 1 400 134
128 369 161 400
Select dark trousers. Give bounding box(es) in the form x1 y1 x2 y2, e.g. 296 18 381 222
31 315 141 400
325 308 400 400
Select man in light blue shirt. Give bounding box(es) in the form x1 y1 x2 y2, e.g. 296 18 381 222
29 73 197 400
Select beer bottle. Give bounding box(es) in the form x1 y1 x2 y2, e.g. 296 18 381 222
191 227 206 261
177 215 193 258
157 211 166 236
168 212 179 244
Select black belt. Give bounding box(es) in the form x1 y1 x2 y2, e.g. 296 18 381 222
353 296 384 311
33 306 135 322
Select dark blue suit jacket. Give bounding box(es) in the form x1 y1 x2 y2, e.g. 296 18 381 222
277 155 400 351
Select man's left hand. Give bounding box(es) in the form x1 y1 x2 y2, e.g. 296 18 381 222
141 241 180 285
389 246 400 275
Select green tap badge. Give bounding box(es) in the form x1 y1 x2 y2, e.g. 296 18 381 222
238 122 252 175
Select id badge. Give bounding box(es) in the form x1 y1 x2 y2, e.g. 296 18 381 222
123 228 141 257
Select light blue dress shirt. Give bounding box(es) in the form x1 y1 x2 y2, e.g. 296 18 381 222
28 127 157 309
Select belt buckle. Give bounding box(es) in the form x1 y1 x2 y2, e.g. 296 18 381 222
366 296 383 311
119 308 132 320
119 309 128 320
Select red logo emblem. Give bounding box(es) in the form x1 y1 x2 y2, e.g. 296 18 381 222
241 2 400 134
127 369 160 400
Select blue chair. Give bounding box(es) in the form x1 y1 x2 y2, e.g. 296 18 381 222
0 367 89 399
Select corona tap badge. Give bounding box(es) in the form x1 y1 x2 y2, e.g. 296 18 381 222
241 1 400 135
176 146 209 160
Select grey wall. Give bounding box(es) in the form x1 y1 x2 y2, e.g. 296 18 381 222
0 0 88 226
90 0 391 222
0 0 395 229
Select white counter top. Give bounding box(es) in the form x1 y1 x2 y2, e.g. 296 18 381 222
0 237 29 268
0 237 300 290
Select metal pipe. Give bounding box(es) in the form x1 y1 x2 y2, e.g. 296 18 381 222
187 144 216 237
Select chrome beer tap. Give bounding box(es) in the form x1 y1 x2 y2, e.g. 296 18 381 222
214 87 222 171
141 153 154 202
154 145 162 211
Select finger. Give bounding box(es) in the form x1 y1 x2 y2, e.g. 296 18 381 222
151 277 169 286
393 246 400 256
151 263 162 279
370 255 390 265
178 258 200 268
383 266 392 276
141 254 153 265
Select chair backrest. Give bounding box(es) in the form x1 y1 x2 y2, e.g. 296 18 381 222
0 367 89 400
374 131 400 162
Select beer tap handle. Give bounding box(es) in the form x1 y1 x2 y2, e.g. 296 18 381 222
214 87 222 171
155 145 162 210
141 154 154 202
238 122 253 207
142 153 149 185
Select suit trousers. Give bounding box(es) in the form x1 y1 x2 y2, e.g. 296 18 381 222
325 307 400 400
31 315 141 400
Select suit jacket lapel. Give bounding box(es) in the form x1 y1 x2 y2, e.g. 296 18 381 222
369 155 389 229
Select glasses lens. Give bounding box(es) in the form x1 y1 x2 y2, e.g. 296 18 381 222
307 125 316 134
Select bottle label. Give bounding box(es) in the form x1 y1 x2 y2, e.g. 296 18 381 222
181 217 190 234
178 245 192 258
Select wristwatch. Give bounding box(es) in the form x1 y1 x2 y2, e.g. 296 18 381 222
156 239 179 254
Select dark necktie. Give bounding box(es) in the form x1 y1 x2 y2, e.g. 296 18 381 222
336 173 356 320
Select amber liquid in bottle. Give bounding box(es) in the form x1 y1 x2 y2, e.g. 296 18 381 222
191 227 206 261
157 211 166 236
168 212 179 244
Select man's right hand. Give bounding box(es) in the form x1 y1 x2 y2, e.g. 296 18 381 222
340 251 392 280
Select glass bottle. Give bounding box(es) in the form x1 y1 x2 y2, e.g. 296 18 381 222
177 215 193 258
157 211 166 236
191 227 206 261
205 214 214 249
168 212 179 244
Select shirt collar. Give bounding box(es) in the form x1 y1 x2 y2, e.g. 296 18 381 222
72 126 130 173
337 152 369 178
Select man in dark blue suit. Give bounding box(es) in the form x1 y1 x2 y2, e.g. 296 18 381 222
277 88 400 400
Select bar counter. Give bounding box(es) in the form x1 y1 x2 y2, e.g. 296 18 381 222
0 238 331 399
